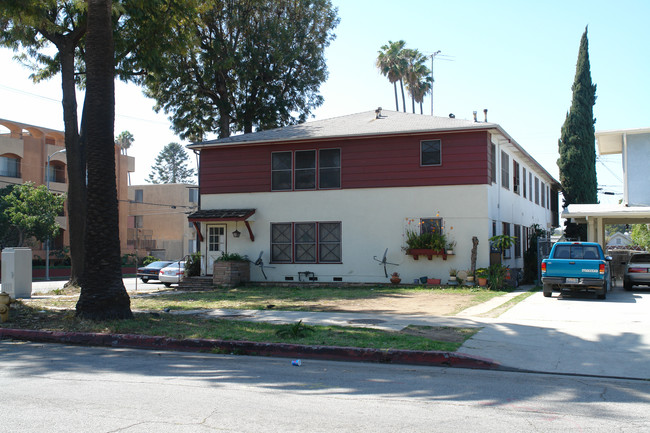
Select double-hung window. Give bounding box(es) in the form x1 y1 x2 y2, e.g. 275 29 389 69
501 151 509 189
522 168 527 198
535 177 540 205
272 152 292 190
271 222 342 263
319 149 341 188
513 160 520 194
421 140 441 166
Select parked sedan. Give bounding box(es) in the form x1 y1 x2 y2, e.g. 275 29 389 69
137 261 173 283
158 261 186 287
623 253 650 291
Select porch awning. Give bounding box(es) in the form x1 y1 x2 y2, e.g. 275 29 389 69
187 209 256 242
187 208 255 222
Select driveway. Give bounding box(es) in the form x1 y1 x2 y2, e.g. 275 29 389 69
459 282 650 379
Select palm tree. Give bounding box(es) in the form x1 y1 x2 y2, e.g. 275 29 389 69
376 40 407 112
76 0 132 320
115 130 134 155
404 49 431 114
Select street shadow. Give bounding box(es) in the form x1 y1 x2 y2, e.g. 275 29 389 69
1 316 649 422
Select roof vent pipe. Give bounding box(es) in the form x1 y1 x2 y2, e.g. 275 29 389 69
375 107 382 119
484 109 488 122
473 111 477 122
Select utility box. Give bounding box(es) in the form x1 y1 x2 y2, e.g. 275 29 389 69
1 247 32 299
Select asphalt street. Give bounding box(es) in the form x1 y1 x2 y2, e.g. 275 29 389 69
1 340 649 432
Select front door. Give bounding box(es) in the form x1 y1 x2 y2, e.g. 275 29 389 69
205 224 226 275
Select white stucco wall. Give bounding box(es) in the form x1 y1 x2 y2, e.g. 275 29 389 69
200 185 497 283
625 133 650 206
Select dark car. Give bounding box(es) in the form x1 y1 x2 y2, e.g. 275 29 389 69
623 253 650 291
137 261 174 283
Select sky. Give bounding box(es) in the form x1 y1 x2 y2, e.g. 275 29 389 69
1 0 648 204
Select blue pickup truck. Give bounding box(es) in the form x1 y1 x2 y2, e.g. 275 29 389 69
541 242 612 300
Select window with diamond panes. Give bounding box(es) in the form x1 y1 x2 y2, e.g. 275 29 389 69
271 152 292 190
294 223 317 262
271 223 292 262
319 222 342 262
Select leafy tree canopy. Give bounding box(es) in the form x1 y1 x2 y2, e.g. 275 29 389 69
140 0 339 140
631 224 650 250
148 142 196 184
0 183 66 247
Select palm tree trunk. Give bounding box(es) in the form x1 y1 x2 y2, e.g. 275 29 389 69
399 79 406 112
393 82 398 111
76 0 132 320
412 96 415 114
59 43 86 288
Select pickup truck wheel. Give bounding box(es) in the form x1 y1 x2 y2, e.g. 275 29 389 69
543 284 553 298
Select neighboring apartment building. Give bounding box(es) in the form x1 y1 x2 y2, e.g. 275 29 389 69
187 110 560 283
0 118 134 256
128 183 199 260
564 127 650 246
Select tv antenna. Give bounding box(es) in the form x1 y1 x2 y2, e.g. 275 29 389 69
427 51 455 116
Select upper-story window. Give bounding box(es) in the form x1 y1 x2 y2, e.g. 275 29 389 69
47 162 66 183
272 149 341 191
490 143 496 183
272 152 293 191
188 188 198 203
501 151 510 189
541 181 546 207
534 177 540 205
421 140 441 166
522 167 527 198
529 172 533 201
134 189 143 203
0 155 21 178
513 160 520 195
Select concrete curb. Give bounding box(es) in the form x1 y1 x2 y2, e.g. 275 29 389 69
0 328 500 370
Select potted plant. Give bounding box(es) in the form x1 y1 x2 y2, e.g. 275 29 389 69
390 271 401 284
404 230 449 260
475 268 489 286
446 241 456 255
448 268 458 282
465 269 475 284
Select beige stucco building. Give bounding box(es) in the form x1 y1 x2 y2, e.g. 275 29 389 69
128 183 199 260
0 118 134 256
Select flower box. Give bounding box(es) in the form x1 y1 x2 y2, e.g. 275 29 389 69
406 249 447 260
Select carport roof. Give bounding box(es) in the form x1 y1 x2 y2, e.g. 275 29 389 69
563 203 650 224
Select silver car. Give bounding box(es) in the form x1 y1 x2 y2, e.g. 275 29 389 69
623 253 650 291
158 261 186 287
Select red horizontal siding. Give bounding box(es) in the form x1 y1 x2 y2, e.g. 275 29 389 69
199 131 491 194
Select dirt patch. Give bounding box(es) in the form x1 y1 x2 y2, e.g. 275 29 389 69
304 292 474 316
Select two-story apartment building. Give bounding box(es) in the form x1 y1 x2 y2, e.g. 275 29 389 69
0 118 134 256
188 110 559 283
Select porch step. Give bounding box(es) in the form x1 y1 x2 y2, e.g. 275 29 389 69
178 276 214 291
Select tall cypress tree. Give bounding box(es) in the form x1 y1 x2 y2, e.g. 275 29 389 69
558 27 598 241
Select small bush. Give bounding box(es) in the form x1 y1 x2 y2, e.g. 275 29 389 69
216 252 248 262
185 251 201 277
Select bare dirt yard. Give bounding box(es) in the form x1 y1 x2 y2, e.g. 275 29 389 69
302 291 477 316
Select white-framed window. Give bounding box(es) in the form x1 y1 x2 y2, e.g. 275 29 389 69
529 172 533 201
541 181 546 208
319 149 341 189
272 152 293 191
501 151 509 189
513 159 520 194
514 224 521 258
522 167 527 198
502 222 511 259
535 177 540 205
208 226 226 252
188 188 198 203
421 139 442 166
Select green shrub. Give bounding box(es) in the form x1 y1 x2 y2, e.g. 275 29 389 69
142 256 158 266
487 263 507 290
185 251 202 277
216 252 248 262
